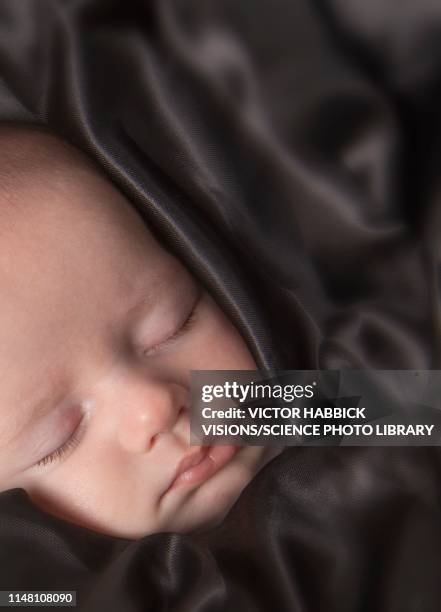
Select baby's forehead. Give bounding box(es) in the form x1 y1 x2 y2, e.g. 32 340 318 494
0 124 153 249
0 125 96 196
0 125 174 309
0 124 193 314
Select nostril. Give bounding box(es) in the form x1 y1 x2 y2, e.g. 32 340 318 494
149 432 162 451
148 409 187 451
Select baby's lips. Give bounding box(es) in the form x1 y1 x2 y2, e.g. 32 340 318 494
163 444 241 497
174 446 211 481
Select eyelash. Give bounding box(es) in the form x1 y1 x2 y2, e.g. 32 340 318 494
35 299 200 468
36 420 84 468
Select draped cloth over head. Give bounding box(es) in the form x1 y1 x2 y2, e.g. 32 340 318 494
0 1 440 610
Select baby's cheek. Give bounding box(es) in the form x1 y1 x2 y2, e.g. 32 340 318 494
25 457 163 539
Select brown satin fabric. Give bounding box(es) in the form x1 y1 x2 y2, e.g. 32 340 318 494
0 1 440 610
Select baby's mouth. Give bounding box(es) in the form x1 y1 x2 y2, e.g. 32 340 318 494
160 445 241 501
174 446 211 479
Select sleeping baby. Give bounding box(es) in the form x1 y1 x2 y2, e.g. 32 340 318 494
0 124 282 540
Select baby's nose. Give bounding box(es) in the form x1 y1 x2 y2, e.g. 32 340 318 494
116 376 188 454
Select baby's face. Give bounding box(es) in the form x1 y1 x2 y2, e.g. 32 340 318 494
0 148 279 539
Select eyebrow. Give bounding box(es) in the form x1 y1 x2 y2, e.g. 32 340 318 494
5 381 67 446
